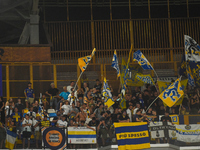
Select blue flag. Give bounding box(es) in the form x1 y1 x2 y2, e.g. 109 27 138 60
133 50 153 70
111 50 120 78
103 78 114 108
187 65 195 87
189 61 200 87
0 65 2 96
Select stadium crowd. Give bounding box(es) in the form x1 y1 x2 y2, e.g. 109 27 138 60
0 78 199 148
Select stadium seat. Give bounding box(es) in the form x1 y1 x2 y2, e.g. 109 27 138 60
47 109 56 113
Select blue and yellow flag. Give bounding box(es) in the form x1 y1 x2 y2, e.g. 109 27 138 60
158 78 184 107
158 79 188 106
120 58 143 87
114 122 150 150
135 73 154 85
120 97 126 110
187 65 195 87
103 78 115 108
78 48 96 72
112 50 120 78
133 50 153 70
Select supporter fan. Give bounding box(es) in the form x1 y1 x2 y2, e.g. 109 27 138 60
41 94 49 110
61 100 71 119
119 110 130 122
83 82 89 96
68 91 78 106
27 106 36 120
126 103 134 122
41 115 50 127
94 103 104 119
22 114 32 149
133 109 143 122
15 98 25 115
180 92 190 114
77 88 84 105
45 83 59 109
146 107 152 115
151 109 159 122
24 82 35 108
59 86 70 100
57 97 65 111
0 119 6 149
33 114 42 149
68 102 79 120
75 107 87 124
5 101 14 127
111 108 120 123
67 81 75 93
10 107 22 139
0 97 5 124
190 93 199 114
133 102 145 115
57 115 68 128
161 111 171 123
94 79 102 92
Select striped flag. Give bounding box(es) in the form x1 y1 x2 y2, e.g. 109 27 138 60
103 78 115 108
5 130 17 150
114 122 150 150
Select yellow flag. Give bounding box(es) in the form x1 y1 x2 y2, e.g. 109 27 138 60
103 78 115 108
135 73 154 85
78 48 96 72
158 79 188 106
158 78 184 107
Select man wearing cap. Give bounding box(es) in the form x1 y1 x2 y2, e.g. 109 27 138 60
33 114 42 148
22 114 32 149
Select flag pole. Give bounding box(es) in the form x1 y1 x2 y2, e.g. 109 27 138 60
145 96 159 113
74 71 84 91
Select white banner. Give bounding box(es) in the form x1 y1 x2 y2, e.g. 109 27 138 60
68 127 96 144
176 124 200 143
149 122 176 139
149 122 165 138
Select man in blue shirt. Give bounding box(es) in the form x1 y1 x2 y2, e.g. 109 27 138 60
24 82 35 108
10 107 22 139
59 86 70 100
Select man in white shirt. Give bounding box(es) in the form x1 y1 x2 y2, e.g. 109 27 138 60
33 114 42 149
27 106 36 120
133 103 145 115
126 104 134 122
61 101 71 116
22 114 32 149
57 115 68 128
67 81 75 93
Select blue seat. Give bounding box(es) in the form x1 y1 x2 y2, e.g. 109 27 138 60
49 113 57 118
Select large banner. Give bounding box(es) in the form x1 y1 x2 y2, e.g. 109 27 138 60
68 127 96 144
42 127 67 150
149 122 176 139
114 122 150 150
176 124 200 143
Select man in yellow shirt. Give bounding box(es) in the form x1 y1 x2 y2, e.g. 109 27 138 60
41 115 50 127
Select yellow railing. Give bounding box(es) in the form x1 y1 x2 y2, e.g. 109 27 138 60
2 60 181 101
46 17 200 63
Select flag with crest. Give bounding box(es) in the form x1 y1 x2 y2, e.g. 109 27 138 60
120 58 143 87
158 77 184 107
133 50 153 70
78 48 96 72
185 35 200 62
135 73 154 85
102 78 114 108
158 79 188 106
112 50 120 78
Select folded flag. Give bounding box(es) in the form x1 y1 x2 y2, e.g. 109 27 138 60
112 50 120 78
5 130 17 150
158 77 184 107
133 50 153 70
114 122 150 150
78 48 96 72
103 77 115 108
135 73 154 85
